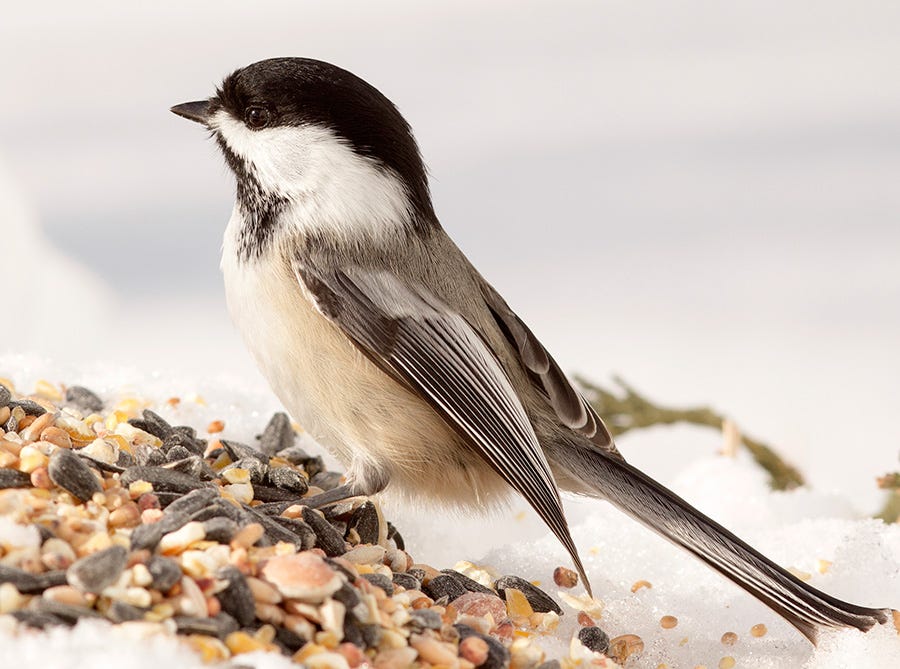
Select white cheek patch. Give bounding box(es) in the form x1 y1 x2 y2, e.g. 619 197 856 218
211 110 414 245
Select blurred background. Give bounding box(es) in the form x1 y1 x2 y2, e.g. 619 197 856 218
1 1 898 512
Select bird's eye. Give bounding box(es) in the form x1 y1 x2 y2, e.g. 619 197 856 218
245 106 271 129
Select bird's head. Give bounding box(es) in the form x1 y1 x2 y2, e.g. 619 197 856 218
172 58 435 257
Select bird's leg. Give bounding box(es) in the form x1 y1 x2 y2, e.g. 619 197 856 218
304 464 390 509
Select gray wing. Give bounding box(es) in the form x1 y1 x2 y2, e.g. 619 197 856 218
478 280 621 458
295 262 589 587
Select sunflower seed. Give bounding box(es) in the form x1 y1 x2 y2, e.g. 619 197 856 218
240 504 307 548
32 571 69 593
9 399 47 417
165 445 192 462
162 488 217 521
120 465 214 494
301 506 347 557
258 412 294 456
147 556 182 592
11 610 68 629
362 573 394 596
116 449 135 468
409 608 442 631
387 522 405 550
48 449 102 502
142 448 167 466
391 573 421 591
64 385 103 413
494 575 562 614
221 440 267 464
349 501 379 545
162 430 205 456
267 467 308 495
203 516 239 543
251 484 304 503
67 545 128 593
423 574 467 602
441 569 495 596
270 517 316 550
164 455 216 480
174 614 239 638
0 565 40 592
228 456 267 483
216 566 255 627
331 582 361 609
136 409 175 440
273 445 311 465
0 469 32 489
274 625 307 652
106 600 146 623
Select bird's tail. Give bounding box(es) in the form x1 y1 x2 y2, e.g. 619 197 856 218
547 441 895 644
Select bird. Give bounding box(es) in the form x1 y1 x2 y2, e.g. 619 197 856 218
171 57 895 644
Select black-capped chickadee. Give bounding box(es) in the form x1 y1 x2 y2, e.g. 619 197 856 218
172 57 893 644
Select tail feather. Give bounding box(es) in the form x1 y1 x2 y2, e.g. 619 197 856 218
550 441 893 644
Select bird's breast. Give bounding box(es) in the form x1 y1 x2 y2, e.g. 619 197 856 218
220 219 509 508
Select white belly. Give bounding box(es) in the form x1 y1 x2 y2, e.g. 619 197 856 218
219 215 510 507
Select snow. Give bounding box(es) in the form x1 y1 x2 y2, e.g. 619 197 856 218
1 354 899 668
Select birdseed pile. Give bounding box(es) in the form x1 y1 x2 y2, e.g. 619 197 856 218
0 377 642 668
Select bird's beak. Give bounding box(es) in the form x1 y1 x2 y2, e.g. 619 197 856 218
170 100 212 126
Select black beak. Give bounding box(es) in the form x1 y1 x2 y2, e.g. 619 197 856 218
170 100 212 125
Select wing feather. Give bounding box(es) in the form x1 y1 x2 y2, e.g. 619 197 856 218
295 262 589 588
479 280 621 458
